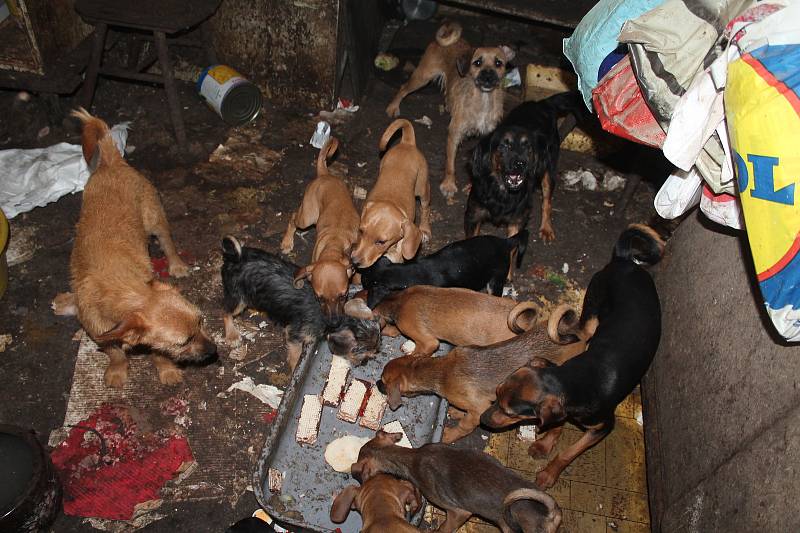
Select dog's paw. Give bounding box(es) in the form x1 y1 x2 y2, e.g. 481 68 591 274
439 179 458 199
158 366 184 386
225 329 242 348
527 440 552 459
279 241 294 255
169 259 191 278
52 292 78 316
539 226 556 243
386 102 400 118
420 227 432 245
104 364 129 389
441 426 460 444
535 467 558 489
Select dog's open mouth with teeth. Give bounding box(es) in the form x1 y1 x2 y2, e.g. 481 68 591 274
505 172 524 189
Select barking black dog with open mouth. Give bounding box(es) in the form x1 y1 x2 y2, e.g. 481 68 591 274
465 91 583 245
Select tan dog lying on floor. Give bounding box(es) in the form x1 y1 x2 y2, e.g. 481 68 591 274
330 474 422 533
348 286 538 357
385 21 513 199
280 137 359 320
376 305 593 443
52 109 217 388
351 119 431 268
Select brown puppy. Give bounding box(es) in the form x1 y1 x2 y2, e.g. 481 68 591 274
377 305 592 443
351 119 431 268
53 109 217 388
386 21 513 199
351 431 561 533
370 286 539 357
330 474 422 533
280 138 359 319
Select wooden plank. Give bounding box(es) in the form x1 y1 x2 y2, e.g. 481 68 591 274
442 0 596 29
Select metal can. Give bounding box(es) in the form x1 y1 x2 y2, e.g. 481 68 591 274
197 65 262 126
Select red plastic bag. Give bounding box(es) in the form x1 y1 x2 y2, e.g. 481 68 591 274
592 56 666 148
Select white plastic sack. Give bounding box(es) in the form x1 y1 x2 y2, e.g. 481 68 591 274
654 167 702 219
0 123 129 219
699 185 742 229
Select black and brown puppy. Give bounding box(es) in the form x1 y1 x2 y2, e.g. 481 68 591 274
330 474 422 533
350 431 561 533
466 91 583 244
220 236 381 368
481 225 664 489
358 231 528 307
377 306 593 443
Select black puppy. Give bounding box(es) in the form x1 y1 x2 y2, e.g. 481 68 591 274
481 225 664 489
358 232 528 307
220 236 381 369
466 91 582 244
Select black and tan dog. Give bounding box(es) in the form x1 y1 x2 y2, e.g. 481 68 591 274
350 431 561 533
467 92 583 243
221 236 381 368
377 307 592 443
386 21 514 199
481 225 664 489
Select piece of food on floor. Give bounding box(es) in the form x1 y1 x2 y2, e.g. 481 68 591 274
400 339 416 355
324 435 371 473
517 424 538 442
322 355 351 407
296 394 323 446
359 388 387 430
337 379 370 423
381 420 413 448
268 468 283 493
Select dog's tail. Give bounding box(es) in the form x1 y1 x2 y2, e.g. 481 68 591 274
506 229 529 269
317 137 339 176
613 224 665 266
379 119 416 151
502 488 562 533
71 107 121 171
507 301 539 334
435 21 463 47
547 303 595 344
221 235 244 263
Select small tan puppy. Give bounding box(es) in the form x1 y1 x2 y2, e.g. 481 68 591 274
351 119 431 268
52 109 217 388
366 286 539 357
386 21 513 198
330 474 422 533
280 138 359 320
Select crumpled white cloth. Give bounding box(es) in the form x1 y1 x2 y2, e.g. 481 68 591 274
0 122 129 219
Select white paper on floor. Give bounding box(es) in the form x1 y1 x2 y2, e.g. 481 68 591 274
0 122 129 219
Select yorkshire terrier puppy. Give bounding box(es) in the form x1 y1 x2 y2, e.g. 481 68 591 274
221 236 381 368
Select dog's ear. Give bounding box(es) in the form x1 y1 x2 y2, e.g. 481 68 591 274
350 457 376 483
338 256 355 278
344 298 375 320
456 49 474 77
386 381 403 410
529 357 555 369
500 45 516 62
293 265 314 289
376 430 403 444
330 485 359 523
538 394 565 425
400 219 422 260
95 312 147 345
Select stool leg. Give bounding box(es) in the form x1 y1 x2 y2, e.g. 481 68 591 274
80 23 108 110
153 30 188 153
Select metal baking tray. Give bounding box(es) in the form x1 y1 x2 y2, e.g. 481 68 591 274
253 336 449 532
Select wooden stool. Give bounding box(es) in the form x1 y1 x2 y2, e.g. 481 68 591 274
75 0 221 152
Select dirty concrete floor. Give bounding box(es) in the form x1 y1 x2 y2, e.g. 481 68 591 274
0 7 666 533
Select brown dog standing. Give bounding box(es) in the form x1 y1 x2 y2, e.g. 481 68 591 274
370 286 539 357
351 119 431 268
350 431 561 533
386 21 513 199
377 305 592 443
281 138 359 319
330 474 422 533
53 109 217 388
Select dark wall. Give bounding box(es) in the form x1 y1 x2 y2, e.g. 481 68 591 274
644 212 800 532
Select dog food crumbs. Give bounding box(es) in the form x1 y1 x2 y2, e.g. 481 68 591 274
382 421 413 448
602 171 627 191
353 186 367 200
414 115 433 128
401 340 416 355
198 401 207 411
357 162 366 168
0 333 12 352
374 52 399 71
502 285 519 298
258 321 267 329
562 263 569 274
296 395 323 445
268 468 283 492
